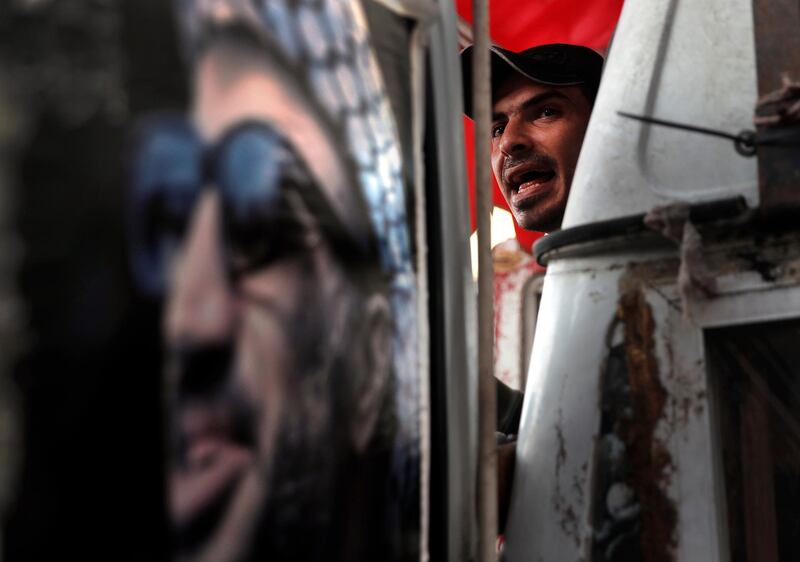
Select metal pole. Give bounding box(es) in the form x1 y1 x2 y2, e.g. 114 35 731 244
472 0 496 560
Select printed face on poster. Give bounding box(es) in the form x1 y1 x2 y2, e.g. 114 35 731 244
128 1 420 560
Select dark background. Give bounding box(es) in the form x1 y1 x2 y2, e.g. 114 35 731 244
0 1 188 559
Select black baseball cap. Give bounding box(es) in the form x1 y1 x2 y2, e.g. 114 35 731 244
461 43 604 118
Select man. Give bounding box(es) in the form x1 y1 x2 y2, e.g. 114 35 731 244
461 43 603 233
461 42 604 529
128 4 419 560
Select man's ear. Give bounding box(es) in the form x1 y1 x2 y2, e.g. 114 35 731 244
350 293 392 453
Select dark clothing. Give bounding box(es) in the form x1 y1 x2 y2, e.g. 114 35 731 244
496 379 524 435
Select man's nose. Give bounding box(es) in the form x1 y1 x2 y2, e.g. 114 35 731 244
498 117 532 157
165 191 236 345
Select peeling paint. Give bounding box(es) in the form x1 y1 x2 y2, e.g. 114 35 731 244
618 287 677 562
591 275 681 562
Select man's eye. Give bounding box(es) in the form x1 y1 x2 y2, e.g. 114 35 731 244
540 106 558 118
491 124 505 138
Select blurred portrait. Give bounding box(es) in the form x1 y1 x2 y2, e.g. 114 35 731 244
128 1 420 560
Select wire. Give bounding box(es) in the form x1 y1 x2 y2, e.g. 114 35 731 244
617 111 757 157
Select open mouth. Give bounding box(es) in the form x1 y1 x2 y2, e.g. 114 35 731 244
172 401 256 549
504 163 557 208
514 169 556 195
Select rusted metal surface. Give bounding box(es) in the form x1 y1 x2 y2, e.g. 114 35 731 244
584 229 800 562
617 288 677 562
752 0 800 211
590 271 681 562
592 281 678 562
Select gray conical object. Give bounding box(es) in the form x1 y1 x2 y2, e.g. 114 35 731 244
503 0 800 560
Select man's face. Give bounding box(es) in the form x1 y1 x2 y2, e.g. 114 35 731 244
490 73 592 232
163 39 353 560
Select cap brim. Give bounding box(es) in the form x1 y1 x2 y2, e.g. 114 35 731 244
461 44 602 119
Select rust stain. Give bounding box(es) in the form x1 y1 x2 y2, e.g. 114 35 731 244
618 288 678 562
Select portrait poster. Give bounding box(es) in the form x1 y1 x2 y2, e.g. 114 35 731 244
0 1 422 561
141 1 423 560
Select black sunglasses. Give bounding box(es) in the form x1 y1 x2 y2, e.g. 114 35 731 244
128 115 365 296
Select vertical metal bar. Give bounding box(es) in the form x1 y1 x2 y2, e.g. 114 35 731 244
471 0 496 560
752 0 800 211
426 3 479 560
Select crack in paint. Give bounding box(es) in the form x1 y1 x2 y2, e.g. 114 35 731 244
552 375 582 549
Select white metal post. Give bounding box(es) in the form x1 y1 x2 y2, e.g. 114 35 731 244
472 0 497 560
